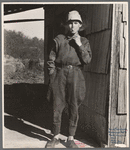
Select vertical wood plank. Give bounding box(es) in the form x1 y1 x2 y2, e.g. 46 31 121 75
123 22 127 39
91 4 97 33
123 3 128 22
85 30 111 74
44 7 55 84
79 5 92 35
123 4 128 70
85 5 93 35
115 4 123 12
108 4 120 147
124 38 127 69
101 29 111 73
83 72 109 117
101 4 110 30
117 116 127 144
79 105 107 144
78 4 112 35
119 22 125 68
119 4 127 69
108 4 127 147
123 22 127 69
108 5 113 29
96 5 102 31
117 69 127 114
119 23 127 69
91 4 111 33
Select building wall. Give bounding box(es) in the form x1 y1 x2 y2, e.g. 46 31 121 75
108 4 128 147
75 5 112 145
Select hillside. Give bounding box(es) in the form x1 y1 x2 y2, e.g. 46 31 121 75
4 30 44 84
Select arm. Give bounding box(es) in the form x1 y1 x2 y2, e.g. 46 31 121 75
76 40 92 64
73 35 92 64
47 41 56 75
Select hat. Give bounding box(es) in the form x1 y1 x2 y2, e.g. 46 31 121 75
67 10 82 23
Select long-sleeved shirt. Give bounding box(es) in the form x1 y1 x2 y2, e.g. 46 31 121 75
47 34 92 74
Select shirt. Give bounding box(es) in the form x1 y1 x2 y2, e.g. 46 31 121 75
47 34 92 75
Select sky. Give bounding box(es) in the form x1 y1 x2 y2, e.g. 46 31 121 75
3 8 44 40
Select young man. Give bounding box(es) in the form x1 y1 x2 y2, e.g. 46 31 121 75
46 10 92 148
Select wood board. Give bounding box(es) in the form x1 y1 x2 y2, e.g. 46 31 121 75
83 72 109 117
84 30 111 74
117 69 127 114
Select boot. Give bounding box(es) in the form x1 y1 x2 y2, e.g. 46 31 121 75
67 139 78 148
45 138 60 148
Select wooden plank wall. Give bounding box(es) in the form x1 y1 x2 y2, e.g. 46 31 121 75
117 4 128 114
84 30 111 74
75 5 112 145
77 5 112 74
118 70 127 114
108 4 128 147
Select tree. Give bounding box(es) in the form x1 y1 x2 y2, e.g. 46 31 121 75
4 29 44 60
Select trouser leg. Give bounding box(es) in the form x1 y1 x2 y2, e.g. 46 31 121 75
53 100 66 135
67 67 86 136
68 102 79 136
51 68 67 135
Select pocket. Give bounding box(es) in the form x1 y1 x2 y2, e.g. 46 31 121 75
78 67 85 81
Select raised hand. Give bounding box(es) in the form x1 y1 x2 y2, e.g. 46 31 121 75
72 34 82 46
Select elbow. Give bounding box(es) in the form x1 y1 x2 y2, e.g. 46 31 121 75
84 48 92 64
84 55 92 65
87 56 92 64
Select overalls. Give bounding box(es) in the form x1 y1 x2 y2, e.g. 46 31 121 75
47 34 92 136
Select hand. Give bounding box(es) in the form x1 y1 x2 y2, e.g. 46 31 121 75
49 69 55 75
72 35 82 46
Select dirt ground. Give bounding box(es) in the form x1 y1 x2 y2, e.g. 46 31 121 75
4 113 96 148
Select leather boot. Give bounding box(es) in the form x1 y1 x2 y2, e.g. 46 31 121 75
67 140 78 148
45 138 60 148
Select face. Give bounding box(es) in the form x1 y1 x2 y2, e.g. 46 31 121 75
68 21 82 34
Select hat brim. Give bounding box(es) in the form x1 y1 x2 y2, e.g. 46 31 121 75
66 20 82 24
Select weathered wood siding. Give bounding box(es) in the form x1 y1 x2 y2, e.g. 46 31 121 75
108 4 128 147
118 70 127 114
85 30 111 74
75 5 112 144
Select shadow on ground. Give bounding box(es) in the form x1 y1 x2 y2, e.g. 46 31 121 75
4 115 53 141
4 83 53 130
4 83 98 147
